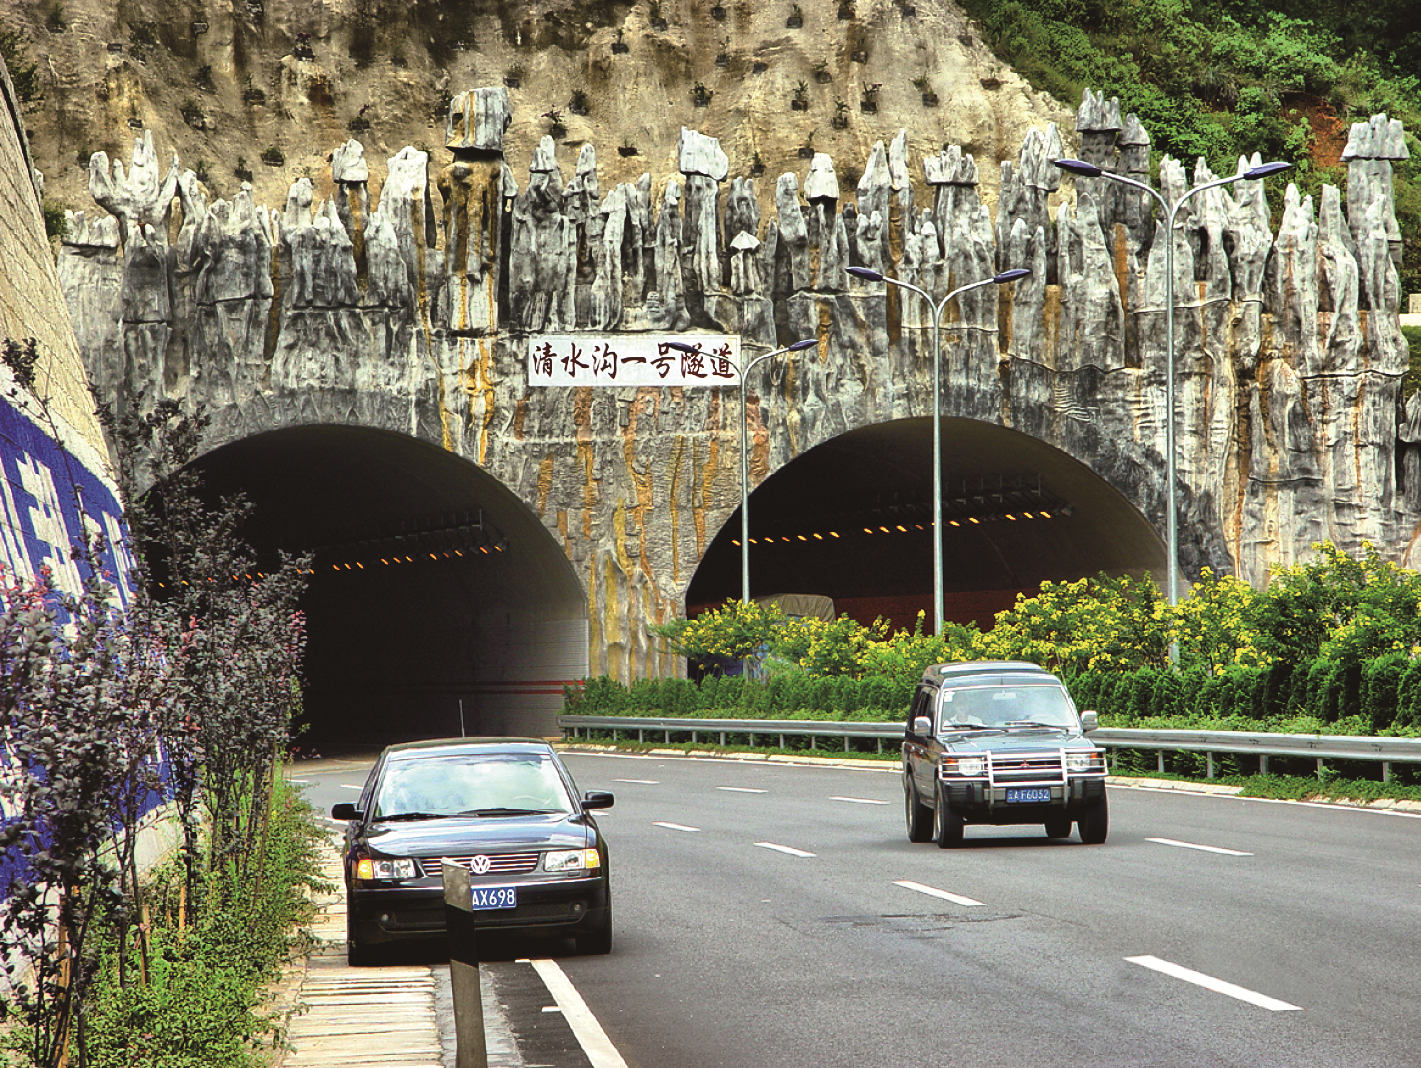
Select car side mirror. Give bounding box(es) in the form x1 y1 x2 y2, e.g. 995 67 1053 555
1080 710 1099 733
582 791 615 810
912 715 933 736
331 802 363 821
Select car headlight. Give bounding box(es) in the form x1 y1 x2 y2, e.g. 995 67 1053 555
1066 751 1105 772
942 756 986 777
355 856 418 881
544 848 602 873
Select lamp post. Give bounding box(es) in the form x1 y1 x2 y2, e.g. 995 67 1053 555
669 337 817 604
1051 157 1290 626
846 265 1030 636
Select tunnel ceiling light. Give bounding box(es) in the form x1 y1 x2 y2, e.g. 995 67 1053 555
948 520 961 527
1005 514 1016 521
968 517 980 525
731 539 741 547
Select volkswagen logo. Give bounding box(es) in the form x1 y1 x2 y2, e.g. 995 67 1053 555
468 854 491 875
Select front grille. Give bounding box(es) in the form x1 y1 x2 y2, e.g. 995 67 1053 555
989 751 1066 785
415 852 541 878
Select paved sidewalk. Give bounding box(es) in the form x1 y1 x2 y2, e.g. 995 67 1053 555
278 831 523 1068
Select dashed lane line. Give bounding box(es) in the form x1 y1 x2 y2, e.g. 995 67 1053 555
717 786 767 793
831 796 889 805
1146 837 1253 856
894 880 985 907
1126 955 1302 1011
754 841 816 858
613 778 660 784
530 958 631 1068
653 821 702 832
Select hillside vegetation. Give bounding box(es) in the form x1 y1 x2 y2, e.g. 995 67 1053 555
957 0 1421 293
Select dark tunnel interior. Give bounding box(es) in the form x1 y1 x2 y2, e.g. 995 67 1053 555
162 425 587 751
686 417 1168 630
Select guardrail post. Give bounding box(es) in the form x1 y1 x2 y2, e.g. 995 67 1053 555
1260 754 1269 775
442 860 488 1068
1205 752 1214 779
1383 761 1392 783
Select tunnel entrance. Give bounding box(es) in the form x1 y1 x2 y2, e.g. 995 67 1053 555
686 417 1167 630
166 426 586 750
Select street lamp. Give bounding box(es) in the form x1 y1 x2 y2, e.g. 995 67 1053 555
668 337 818 604
846 265 1031 635
1052 156 1290 626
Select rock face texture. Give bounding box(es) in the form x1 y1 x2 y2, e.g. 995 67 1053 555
58 93 1416 679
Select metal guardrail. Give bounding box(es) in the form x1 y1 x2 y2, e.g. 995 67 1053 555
558 715 1421 781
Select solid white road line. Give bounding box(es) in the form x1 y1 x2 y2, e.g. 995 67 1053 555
717 786 767 793
831 795 889 805
653 821 701 832
754 841 816 857
1126 955 1302 1011
613 778 660 784
1146 837 1253 856
530 958 631 1068
894 880 985 907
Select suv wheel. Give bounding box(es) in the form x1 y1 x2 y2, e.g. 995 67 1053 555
904 778 932 843
1077 795 1109 844
1044 815 1072 839
932 788 964 848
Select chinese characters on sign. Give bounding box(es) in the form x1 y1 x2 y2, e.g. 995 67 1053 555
528 335 742 387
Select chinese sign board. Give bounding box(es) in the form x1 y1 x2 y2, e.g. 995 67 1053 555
528 334 742 387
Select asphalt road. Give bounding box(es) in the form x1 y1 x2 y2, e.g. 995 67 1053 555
294 751 1421 1067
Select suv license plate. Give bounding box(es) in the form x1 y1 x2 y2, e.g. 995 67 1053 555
470 886 517 910
1006 787 1051 804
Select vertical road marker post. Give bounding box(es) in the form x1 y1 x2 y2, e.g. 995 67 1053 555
442 859 488 1068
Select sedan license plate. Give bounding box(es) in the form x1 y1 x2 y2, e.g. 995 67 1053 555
469 886 517 910
1006 787 1051 804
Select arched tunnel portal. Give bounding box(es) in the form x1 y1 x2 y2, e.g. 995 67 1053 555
162 426 587 750
687 417 1170 630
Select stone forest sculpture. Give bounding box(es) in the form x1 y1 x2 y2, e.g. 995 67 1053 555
57 90 1415 680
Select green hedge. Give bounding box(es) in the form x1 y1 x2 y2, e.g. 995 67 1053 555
568 672 912 720
1064 655 1421 734
569 654 1421 735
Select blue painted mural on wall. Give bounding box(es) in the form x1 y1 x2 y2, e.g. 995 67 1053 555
0 390 155 893
0 393 132 605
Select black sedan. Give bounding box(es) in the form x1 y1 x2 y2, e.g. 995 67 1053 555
332 738 613 965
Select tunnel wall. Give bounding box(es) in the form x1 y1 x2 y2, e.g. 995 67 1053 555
56 89 1416 680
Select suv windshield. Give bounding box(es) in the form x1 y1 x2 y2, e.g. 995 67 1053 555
372 752 575 820
937 684 1078 730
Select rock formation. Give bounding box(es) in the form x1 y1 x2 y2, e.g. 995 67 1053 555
57 92 1417 679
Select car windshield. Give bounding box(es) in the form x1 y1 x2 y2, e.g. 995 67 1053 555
937 684 1078 730
372 752 574 820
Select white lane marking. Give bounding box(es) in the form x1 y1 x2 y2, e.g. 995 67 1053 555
831 795 889 805
1146 837 1253 856
1126 955 1301 1011
653 821 701 832
613 778 660 784
894 880 985 907
530 958 631 1068
717 786 767 793
541 1006 562 1014
754 841 816 858
338 783 365 790
287 778 310 784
